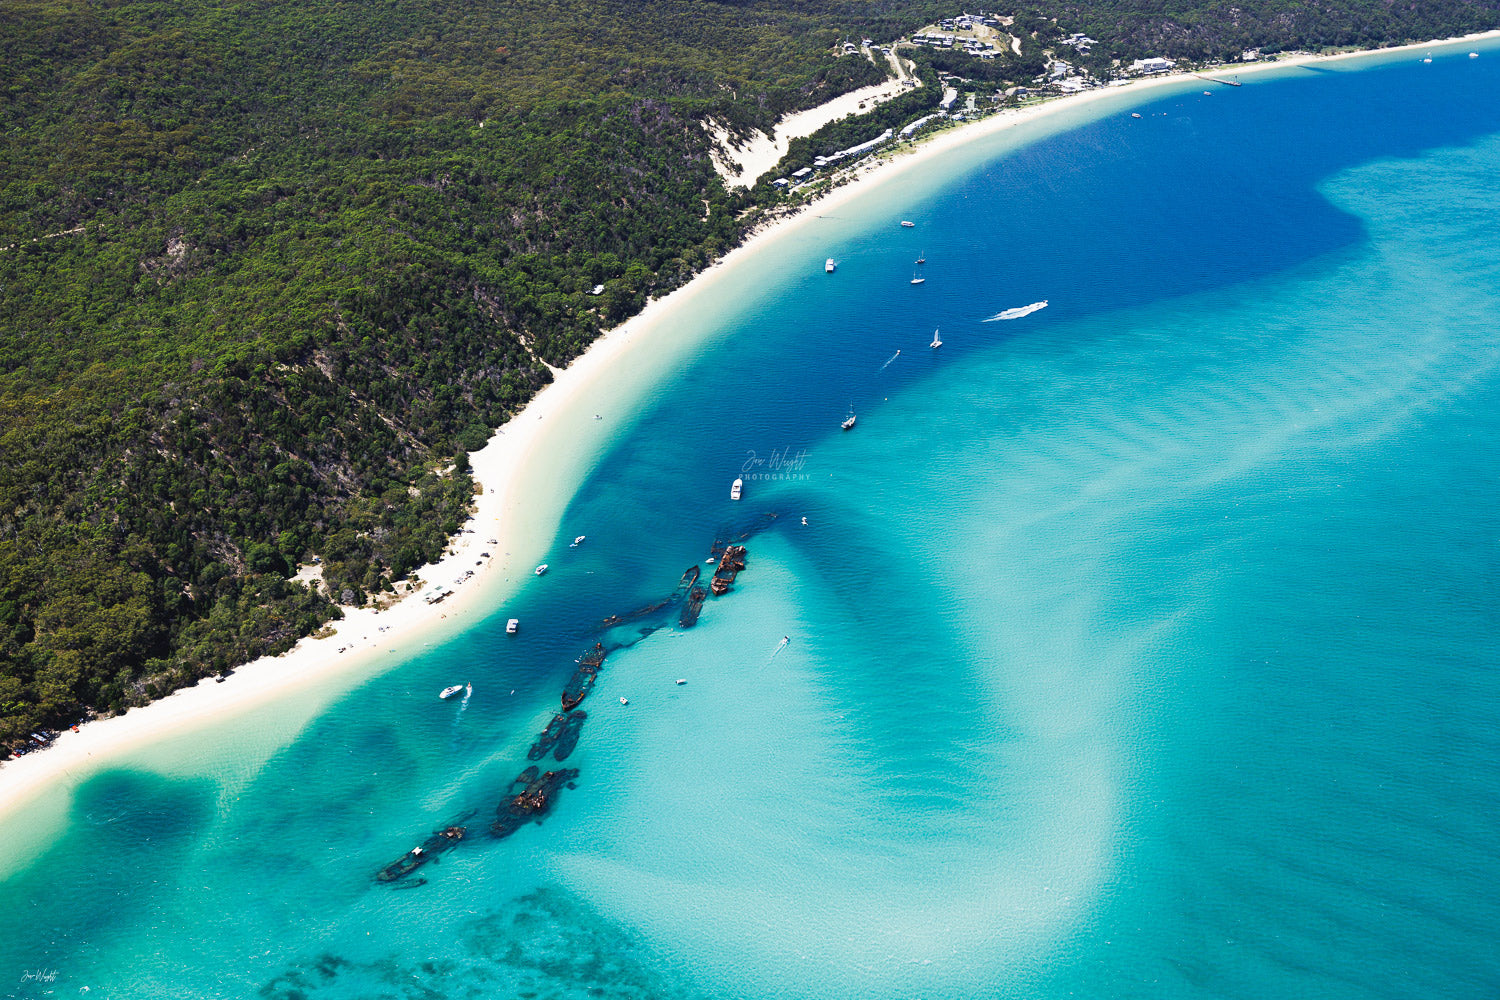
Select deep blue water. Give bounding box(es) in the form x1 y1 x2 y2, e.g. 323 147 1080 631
4 42 1500 999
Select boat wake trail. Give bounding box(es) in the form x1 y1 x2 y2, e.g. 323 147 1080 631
983 300 1049 322
879 349 902 371
769 635 790 662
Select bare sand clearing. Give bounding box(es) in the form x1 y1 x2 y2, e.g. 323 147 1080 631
2 30 1495 825
711 52 917 188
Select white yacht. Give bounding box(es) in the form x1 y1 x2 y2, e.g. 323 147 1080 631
825 258 836 273
439 685 464 700
730 477 743 500
507 618 520 634
570 535 586 547
534 563 548 576
900 220 915 227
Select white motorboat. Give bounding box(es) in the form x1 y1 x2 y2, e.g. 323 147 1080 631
900 220 915 227
506 618 519 634
825 258 836 273
731 477 743 500
570 535 586 547
440 685 464 700
534 563 548 576
930 327 943 349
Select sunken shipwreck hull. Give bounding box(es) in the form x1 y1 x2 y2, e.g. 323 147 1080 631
679 586 707 627
528 713 570 761
709 545 747 595
375 810 476 883
491 765 580 839
553 711 587 761
562 643 607 710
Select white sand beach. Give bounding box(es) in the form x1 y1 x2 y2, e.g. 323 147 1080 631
1 29 1495 827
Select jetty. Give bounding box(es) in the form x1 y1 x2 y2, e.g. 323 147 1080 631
1197 73 1242 86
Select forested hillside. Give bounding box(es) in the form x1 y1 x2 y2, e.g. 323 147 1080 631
2 0 1496 751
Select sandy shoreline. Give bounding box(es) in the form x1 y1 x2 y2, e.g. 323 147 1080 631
2 29 1495 827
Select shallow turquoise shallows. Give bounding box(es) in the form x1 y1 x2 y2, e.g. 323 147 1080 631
5 44 1500 999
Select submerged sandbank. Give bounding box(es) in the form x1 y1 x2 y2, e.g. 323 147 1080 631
1 29 1495 830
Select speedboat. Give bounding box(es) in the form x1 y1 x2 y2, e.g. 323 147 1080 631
507 618 519 634
731 477 743 500
440 685 464 700
570 535 585 547
619 696 629 705
825 258 836 273
1131 112 1142 119
900 220 915 227
534 564 548 576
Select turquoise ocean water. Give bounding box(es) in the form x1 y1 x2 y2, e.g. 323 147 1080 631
4 44 1500 999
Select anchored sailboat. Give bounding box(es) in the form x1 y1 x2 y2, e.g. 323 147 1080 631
930 327 942 349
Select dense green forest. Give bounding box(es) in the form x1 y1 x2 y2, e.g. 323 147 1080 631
3 0 1497 751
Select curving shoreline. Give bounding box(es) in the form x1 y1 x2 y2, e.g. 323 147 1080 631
1 30 1495 828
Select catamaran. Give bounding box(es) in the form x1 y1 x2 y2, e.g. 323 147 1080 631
930 327 942 349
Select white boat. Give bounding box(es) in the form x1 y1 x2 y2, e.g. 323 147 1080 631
534 563 548 576
841 408 857 431
731 477 743 500
1131 112 1142 119
570 535 586 547
506 618 519 634
900 220 915 227
675 678 687 685
910 272 925 285
619 696 629 705
825 258 836 273
439 685 464 700
916 251 926 264
1471 51 1480 58
930 327 943 349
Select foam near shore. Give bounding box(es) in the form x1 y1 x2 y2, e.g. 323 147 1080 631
1 29 1495 827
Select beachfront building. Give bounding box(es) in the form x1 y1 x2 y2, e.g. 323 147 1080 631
1130 57 1176 75
900 113 943 138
